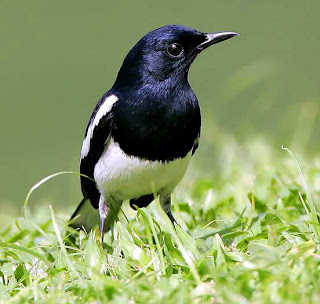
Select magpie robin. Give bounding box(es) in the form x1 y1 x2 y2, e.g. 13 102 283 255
70 25 239 240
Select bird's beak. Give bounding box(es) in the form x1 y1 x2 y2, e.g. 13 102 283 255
197 31 240 50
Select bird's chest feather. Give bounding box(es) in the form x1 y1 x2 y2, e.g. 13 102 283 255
94 138 191 200
111 84 201 162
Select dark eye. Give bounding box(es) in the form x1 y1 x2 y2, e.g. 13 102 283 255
166 43 184 58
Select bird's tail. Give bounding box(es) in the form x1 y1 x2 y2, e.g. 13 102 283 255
69 198 99 232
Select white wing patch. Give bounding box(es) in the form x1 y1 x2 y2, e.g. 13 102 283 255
81 94 118 159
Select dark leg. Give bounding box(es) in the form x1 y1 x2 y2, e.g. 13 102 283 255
160 191 177 225
99 196 109 243
167 210 176 224
99 195 122 243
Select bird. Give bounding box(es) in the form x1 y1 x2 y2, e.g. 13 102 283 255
70 25 239 241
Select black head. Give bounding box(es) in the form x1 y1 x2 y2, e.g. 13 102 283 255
113 25 239 89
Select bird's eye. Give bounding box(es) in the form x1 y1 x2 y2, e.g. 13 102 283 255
166 43 184 58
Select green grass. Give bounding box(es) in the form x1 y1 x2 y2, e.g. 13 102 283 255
1 143 320 303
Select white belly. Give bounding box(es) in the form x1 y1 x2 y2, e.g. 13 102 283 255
94 138 191 200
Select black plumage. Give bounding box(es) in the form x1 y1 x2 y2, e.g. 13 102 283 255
71 25 239 240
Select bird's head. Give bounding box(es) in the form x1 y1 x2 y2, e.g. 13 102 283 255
113 25 239 89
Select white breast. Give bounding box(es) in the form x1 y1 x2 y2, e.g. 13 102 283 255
94 138 191 200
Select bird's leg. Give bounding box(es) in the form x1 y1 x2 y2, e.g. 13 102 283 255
99 196 109 243
99 196 122 243
160 191 176 225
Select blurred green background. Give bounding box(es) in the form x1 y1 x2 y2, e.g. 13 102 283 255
1 0 319 219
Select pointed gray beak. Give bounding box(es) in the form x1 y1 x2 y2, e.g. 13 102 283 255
197 31 240 50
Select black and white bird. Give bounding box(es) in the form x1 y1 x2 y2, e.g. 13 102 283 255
70 25 239 240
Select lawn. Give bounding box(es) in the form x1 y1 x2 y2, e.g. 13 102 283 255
1 142 320 304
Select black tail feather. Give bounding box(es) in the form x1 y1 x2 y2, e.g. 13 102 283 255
69 198 99 231
70 197 86 221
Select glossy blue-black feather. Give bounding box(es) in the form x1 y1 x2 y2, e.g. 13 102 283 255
79 25 206 210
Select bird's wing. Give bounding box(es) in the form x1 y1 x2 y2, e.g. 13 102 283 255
191 135 200 155
80 92 118 208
